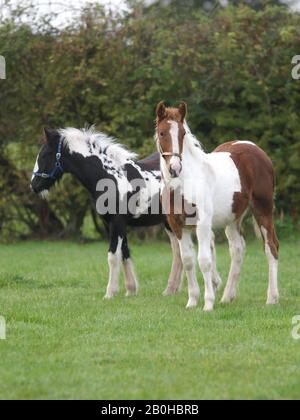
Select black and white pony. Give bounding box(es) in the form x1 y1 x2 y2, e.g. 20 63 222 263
31 127 183 298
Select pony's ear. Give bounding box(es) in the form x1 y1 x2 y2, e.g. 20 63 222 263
43 128 59 147
156 101 166 121
178 102 187 122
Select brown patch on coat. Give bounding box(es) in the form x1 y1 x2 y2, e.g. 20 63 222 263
214 141 279 259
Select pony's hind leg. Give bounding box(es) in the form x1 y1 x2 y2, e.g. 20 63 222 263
163 227 184 296
253 208 279 305
221 222 246 304
178 229 200 308
122 236 139 297
211 232 222 292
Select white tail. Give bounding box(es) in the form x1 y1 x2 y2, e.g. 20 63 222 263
252 216 262 239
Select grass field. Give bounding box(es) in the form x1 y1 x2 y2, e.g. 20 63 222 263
0 239 299 400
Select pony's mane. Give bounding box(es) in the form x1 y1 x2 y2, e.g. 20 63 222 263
183 122 204 152
59 127 138 167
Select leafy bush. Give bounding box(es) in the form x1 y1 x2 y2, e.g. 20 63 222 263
0 1 299 240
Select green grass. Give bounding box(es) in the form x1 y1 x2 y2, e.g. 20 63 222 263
0 239 300 400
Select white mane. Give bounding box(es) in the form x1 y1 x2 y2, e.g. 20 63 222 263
183 121 204 153
59 127 138 167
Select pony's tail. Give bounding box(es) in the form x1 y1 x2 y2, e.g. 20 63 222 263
252 216 262 239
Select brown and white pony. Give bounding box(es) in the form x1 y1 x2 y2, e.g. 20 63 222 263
156 101 279 311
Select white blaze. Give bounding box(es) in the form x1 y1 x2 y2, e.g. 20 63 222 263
168 121 181 175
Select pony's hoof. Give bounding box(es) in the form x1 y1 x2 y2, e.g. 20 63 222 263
163 289 177 296
221 293 236 304
266 295 279 305
203 301 214 312
103 290 118 300
126 290 137 297
186 298 198 309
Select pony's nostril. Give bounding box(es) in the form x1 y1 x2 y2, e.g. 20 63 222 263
170 169 178 178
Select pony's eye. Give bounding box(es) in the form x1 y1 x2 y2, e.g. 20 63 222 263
160 132 164 137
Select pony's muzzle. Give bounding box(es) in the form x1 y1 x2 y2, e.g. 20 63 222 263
170 168 178 178
170 156 182 178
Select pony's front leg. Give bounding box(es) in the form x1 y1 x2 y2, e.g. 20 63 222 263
196 221 215 312
121 236 139 297
178 229 200 308
104 225 123 300
163 227 184 296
